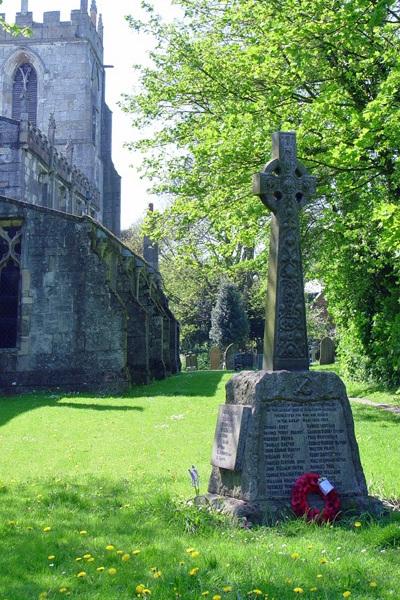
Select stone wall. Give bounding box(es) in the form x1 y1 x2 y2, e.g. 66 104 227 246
0 4 121 234
0 196 180 394
0 116 100 218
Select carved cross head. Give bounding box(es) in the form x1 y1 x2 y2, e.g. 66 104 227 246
253 131 316 215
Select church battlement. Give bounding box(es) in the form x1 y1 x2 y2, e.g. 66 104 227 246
0 2 103 61
0 114 100 216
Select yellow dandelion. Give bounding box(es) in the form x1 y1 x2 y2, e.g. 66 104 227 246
291 552 300 560
59 588 68 594
87 557 95 562
369 581 377 588
201 593 210 597
212 596 222 600
122 553 130 561
96 566 105 572
293 589 304 594
76 571 86 578
316 574 323 579
152 570 162 578
43 526 51 532
189 567 199 576
136 584 146 594
79 530 88 535
190 550 200 558
310 588 317 592
108 567 117 575
47 555 55 560
132 549 141 555
105 544 115 551
320 558 328 564
354 522 362 528
38 593 48 600
343 593 351 599
83 554 91 559
116 550 124 555
186 547 195 554
75 557 82 562
223 586 233 592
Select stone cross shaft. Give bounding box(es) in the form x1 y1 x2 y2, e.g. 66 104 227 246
253 132 316 371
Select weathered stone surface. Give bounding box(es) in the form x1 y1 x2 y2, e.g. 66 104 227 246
0 197 180 394
211 404 252 471
210 346 222 370
0 4 120 234
185 353 197 370
224 343 237 370
253 132 315 371
208 370 370 516
320 336 335 365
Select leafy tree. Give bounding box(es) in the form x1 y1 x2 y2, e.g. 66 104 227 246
125 0 400 385
120 218 145 257
210 281 249 349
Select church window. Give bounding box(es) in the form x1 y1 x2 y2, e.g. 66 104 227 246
0 222 22 348
12 63 38 124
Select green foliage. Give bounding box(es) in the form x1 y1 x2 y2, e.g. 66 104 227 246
209 281 249 349
0 3 31 37
125 0 400 385
120 218 145 257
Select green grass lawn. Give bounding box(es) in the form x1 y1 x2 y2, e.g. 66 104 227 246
312 364 400 407
0 372 399 599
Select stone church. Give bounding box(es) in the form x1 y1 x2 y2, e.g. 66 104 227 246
0 1 180 393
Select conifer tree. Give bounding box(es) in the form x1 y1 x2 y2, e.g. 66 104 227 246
210 282 249 349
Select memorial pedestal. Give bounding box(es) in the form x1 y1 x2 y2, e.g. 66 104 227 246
207 370 380 522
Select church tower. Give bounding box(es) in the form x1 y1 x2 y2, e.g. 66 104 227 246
0 1 121 234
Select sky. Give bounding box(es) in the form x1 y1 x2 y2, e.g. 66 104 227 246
2 0 180 229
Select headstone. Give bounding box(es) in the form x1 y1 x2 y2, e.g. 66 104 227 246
320 337 335 365
256 354 263 370
205 132 373 521
185 353 197 371
210 346 222 370
310 342 319 364
223 343 237 370
234 352 255 371
180 354 186 370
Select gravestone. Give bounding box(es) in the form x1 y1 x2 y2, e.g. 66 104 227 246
210 346 222 370
223 343 237 370
206 132 374 521
320 337 335 365
185 353 197 371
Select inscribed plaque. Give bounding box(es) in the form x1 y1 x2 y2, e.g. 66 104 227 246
211 404 252 471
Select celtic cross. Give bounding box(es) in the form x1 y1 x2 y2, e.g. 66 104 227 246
253 132 316 371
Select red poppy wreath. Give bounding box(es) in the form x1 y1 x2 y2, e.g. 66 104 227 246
291 473 341 522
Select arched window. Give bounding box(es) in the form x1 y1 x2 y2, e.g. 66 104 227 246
12 63 37 124
0 223 22 348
